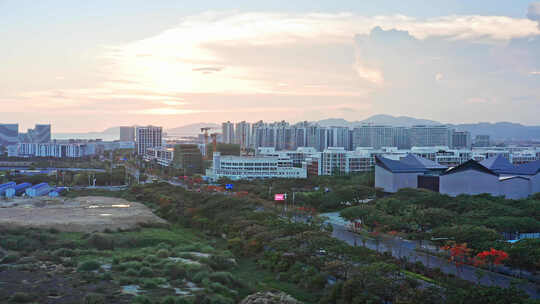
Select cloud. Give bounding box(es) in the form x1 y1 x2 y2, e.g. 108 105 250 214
528 2 540 28
6 10 540 129
353 26 540 122
192 66 224 74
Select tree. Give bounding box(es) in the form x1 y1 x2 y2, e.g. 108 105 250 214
474 248 509 271
441 242 471 278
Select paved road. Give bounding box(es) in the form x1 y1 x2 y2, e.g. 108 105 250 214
323 213 539 299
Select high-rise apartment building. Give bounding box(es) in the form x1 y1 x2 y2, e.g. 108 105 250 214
474 135 491 147
18 124 51 143
120 126 135 142
222 121 235 144
135 126 162 155
234 121 251 149
352 125 395 149
0 124 19 146
452 131 471 149
409 125 452 147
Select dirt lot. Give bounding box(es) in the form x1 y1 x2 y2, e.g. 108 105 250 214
0 196 166 232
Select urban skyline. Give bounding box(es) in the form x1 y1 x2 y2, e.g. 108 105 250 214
2 1 540 132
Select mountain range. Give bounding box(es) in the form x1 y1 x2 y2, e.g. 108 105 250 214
52 115 540 141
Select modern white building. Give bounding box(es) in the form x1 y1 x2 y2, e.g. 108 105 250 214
144 146 174 166
136 126 162 155
222 121 235 144
207 152 307 181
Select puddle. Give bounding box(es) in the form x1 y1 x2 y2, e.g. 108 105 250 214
122 285 142 295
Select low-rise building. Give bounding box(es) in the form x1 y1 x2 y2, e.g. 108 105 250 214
207 152 307 180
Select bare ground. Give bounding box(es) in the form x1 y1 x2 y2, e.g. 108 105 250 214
0 196 166 232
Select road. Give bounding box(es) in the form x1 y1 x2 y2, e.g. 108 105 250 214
323 212 539 299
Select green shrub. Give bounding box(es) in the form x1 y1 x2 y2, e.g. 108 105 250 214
141 278 159 289
144 255 159 264
88 233 115 250
53 248 75 257
157 249 170 258
208 255 235 270
125 269 139 277
131 295 153 304
165 263 186 280
9 292 34 303
139 267 154 277
160 296 176 304
83 293 106 304
209 272 234 286
77 260 101 272
192 271 210 283
1 254 19 264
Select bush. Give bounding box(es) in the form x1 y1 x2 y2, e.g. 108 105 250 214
209 272 234 286
1 254 19 264
208 255 235 270
88 233 115 250
83 293 106 304
53 248 76 257
192 271 210 284
160 296 176 304
139 267 154 277
165 263 186 280
78 260 101 272
157 249 170 258
9 292 34 303
125 269 139 277
144 255 159 264
132 295 153 304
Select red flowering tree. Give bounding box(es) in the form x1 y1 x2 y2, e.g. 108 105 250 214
474 248 509 270
441 242 471 278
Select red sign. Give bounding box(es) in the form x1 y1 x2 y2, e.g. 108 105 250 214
274 194 285 201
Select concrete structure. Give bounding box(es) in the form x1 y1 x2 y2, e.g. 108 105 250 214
452 131 471 149
376 154 540 199
234 121 251 149
0 124 19 146
474 135 491 147
144 146 174 166
409 125 452 147
222 121 235 144
120 126 135 142
207 152 307 180
136 126 162 155
173 144 203 175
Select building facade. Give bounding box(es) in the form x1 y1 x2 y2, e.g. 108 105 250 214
0 124 19 146
120 126 135 142
136 126 162 155
208 152 307 180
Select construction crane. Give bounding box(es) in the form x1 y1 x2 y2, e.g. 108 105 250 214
210 133 218 155
200 127 211 146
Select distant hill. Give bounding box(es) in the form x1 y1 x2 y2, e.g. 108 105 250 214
316 115 540 141
166 123 220 136
316 115 441 128
451 122 540 141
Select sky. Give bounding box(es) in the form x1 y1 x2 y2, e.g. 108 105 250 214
1 1 540 132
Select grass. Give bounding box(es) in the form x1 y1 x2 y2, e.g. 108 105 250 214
231 258 322 304
403 270 437 284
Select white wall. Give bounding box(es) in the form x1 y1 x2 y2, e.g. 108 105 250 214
500 178 531 200
440 170 499 197
375 165 394 192
375 165 420 193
